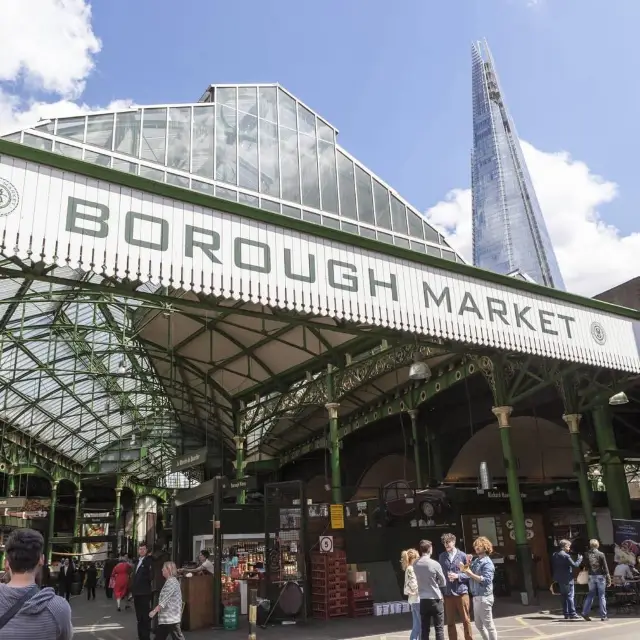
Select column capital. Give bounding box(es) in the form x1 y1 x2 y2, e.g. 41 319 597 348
325 402 340 420
233 435 245 446
51 479 59 491
492 406 513 428
562 413 582 434
407 409 419 420
115 487 123 496
75 488 82 498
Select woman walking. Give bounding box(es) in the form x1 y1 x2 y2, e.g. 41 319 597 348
581 538 611 621
459 536 498 640
112 554 132 611
149 561 185 640
85 562 98 600
401 549 421 640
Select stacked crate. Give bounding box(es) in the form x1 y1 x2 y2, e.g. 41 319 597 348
310 550 348 619
347 580 374 617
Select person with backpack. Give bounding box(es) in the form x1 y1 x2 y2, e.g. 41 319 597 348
0 528 72 639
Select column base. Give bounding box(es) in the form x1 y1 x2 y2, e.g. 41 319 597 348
515 543 537 606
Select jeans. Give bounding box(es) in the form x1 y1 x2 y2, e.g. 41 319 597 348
420 598 444 640
410 602 421 640
582 575 607 619
558 582 577 617
472 595 498 640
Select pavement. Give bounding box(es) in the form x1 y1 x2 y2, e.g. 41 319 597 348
69 592 640 639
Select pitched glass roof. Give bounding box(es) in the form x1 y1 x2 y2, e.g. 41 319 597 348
2 84 463 262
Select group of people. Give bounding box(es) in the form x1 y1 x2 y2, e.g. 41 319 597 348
552 537 639 622
402 533 497 640
55 558 99 601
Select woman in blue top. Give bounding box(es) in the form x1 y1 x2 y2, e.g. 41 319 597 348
459 536 498 640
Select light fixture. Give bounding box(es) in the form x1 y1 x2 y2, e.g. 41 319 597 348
130 433 136 446
117 360 126 376
479 461 491 490
609 391 629 406
408 352 431 381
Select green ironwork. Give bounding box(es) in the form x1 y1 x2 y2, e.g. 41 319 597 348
234 434 247 505
326 366 342 504
407 410 423 488
47 479 58 564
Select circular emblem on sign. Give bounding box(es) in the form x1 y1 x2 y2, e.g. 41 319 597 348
590 321 606 345
319 536 334 553
0 178 19 217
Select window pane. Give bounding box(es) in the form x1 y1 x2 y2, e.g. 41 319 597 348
278 90 297 129
167 107 191 171
140 165 164 181
239 192 259 206
216 186 237 201
192 105 215 180
282 205 301 219
279 127 300 203
238 113 258 191
34 122 54 134
23 134 52 151
342 221 358 235
56 117 85 141
261 198 280 213
238 87 257 115
317 120 334 143
192 179 215 195
84 150 111 167
259 87 277 122
323 216 340 230
55 142 83 159
373 180 391 230
303 211 322 225
408 209 424 239
114 111 140 156
441 249 456 262
394 236 410 249
141 108 167 164
85 114 114 150
410 241 426 254
259 121 279 197
299 134 320 208
112 158 138 174
391 195 408 235
337 151 356 220
426 245 441 257
218 87 236 108
378 231 393 244
167 173 189 187
3 132 20 142
216 105 237 185
355 166 374 224
424 223 440 243
360 227 376 240
318 141 338 214
298 104 315 136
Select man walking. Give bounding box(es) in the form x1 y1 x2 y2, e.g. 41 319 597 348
0 528 72 638
413 539 446 640
551 539 582 620
131 542 154 640
438 533 473 640
581 539 611 621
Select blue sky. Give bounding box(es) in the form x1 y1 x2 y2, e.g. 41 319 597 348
78 0 636 235
1 0 638 293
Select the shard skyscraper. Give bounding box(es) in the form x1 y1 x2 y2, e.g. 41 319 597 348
471 40 565 290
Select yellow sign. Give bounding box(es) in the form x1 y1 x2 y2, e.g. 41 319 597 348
330 504 344 529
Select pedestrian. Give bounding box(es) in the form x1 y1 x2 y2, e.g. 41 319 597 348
57 559 74 603
438 533 473 640
400 549 420 640
84 563 97 601
413 539 446 640
459 536 498 640
149 561 185 640
112 555 131 612
0 528 72 639
581 539 611 621
151 543 170 634
551 539 582 620
132 542 154 640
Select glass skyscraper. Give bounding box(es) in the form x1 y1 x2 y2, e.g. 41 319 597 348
471 40 565 290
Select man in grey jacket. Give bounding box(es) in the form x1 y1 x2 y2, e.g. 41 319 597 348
0 528 72 639
413 539 446 640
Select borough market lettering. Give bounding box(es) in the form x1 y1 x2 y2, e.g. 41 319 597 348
66 197 576 339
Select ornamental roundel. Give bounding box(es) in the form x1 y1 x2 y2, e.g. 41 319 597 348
590 321 606 346
0 178 19 218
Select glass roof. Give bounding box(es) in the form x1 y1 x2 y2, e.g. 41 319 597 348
2 84 463 263
0 261 181 470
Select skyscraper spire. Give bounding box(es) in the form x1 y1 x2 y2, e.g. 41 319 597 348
471 40 565 290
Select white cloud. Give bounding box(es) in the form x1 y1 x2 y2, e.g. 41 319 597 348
0 0 131 135
425 141 640 297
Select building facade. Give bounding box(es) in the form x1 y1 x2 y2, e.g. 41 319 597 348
471 41 565 290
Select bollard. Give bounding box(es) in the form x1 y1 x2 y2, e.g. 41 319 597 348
248 587 258 640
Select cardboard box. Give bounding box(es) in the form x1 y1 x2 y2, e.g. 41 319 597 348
348 570 367 584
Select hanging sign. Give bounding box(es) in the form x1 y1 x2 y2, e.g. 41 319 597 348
319 536 334 553
0 150 638 373
171 447 208 473
330 504 345 529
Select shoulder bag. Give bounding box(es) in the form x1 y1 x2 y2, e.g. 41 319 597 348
0 585 38 631
576 569 589 585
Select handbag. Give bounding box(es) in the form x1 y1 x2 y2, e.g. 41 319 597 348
0 585 38 630
109 575 116 589
576 570 589 585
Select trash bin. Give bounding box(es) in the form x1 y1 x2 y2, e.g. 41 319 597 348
223 605 239 630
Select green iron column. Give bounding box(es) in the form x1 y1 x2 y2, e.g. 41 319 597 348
325 402 342 504
407 410 423 488
493 406 535 604
234 435 247 505
563 414 598 540
0 476 16 567
73 487 82 555
132 497 138 551
114 488 122 553
592 404 631 520
46 480 59 564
